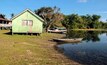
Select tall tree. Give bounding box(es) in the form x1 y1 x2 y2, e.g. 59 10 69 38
0 14 5 19
35 6 64 32
11 13 14 18
62 14 103 29
62 14 83 29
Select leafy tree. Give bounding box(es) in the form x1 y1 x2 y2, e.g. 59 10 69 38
91 15 101 28
62 14 104 29
35 6 64 32
85 14 93 28
102 22 107 29
0 14 5 19
92 14 100 21
81 15 89 28
61 15 70 29
62 14 84 29
11 13 14 18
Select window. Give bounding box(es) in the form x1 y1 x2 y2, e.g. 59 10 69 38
22 20 33 26
28 20 33 26
22 20 27 26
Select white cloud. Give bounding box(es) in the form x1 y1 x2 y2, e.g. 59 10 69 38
78 0 88 3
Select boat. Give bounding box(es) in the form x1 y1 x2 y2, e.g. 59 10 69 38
48 28 67 33
53 38 83 43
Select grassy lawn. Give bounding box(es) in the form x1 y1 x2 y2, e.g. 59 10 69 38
0 30 81 65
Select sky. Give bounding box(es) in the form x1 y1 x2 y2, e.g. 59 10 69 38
0 0 107 21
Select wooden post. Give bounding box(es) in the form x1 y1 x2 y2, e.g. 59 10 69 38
39 33 41 36
12 32 13 35
26 33 28 35
37 33 40 36
30 33 33 36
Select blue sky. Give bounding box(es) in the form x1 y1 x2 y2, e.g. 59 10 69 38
0 0 107 21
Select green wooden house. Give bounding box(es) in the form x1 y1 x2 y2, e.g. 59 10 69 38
11 9 44 35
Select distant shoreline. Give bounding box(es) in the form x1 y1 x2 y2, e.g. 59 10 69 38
70 29 107 31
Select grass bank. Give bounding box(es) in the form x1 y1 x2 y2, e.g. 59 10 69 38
0 30 81 65
71 29 107 31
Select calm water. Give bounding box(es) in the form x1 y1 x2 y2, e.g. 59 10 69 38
57 31 107 65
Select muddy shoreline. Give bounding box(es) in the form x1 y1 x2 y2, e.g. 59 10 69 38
45 33 82 65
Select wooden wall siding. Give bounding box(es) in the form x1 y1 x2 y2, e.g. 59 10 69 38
12 9 43 33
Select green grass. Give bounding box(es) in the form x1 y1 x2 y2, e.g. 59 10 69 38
0 30 79 65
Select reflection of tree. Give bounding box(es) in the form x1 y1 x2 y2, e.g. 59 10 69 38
67 30 85 38
84 31 100 42
67 30 105 42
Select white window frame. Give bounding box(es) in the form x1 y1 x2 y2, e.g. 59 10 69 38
22 20 33 26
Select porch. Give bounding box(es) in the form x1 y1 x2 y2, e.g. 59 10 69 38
0 18 12 30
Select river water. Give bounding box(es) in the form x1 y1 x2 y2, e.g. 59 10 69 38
57 31 107 65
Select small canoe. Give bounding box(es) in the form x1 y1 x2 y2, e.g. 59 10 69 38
53 38 83 43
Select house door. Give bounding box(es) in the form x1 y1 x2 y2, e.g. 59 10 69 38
28 20 33 33
22 20 33 33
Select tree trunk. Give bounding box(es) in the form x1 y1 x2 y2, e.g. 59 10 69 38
46 21 54 32
66 27 69 38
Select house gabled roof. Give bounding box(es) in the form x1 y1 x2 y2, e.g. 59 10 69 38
11 9 44 22
0 18 11 22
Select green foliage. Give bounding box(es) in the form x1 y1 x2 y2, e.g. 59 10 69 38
0 14 5 18
11 13 14 18
62 14 107 29
102 22 107 29
35 6 64 32
67 30 107 42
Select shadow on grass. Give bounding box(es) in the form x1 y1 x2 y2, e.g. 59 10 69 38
4 32 12 35
4 32 40 36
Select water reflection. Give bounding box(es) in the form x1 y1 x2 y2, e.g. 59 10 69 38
67 30 107 42
57 31 107 65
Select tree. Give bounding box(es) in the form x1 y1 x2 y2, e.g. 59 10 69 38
11 13 14 18
62 14 83 29
61 15 70 29
92 14 100 22
35 6 64 32
81 15 89 28
92 15 101 28
85 14 93 28
0 14 5 18
62 14 103 29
